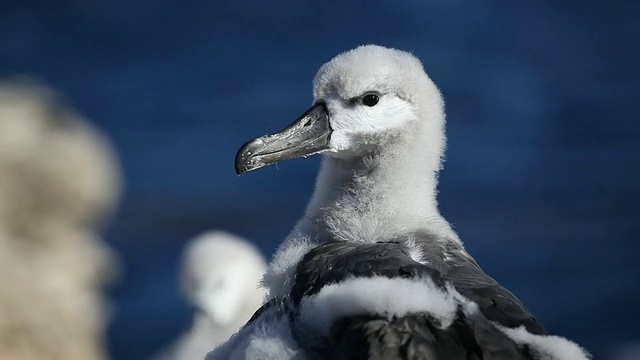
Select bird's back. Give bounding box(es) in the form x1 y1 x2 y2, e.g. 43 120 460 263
248 239 544 359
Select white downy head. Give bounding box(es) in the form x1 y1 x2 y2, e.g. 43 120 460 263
180 231 267 326
312 44 446 171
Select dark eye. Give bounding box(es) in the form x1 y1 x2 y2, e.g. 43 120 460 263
361 94 379 107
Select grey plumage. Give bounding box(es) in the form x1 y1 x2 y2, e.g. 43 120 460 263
244 237 542 359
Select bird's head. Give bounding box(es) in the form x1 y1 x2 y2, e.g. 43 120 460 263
235 45 445 174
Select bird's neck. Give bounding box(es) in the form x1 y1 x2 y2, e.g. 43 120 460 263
295 140 457 243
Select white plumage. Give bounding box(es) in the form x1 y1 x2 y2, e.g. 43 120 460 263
154 231 266 360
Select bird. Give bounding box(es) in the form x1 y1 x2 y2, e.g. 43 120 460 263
0 77 122 360
153 231 267 360
208 45 590 360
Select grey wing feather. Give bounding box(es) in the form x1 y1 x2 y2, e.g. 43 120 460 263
412 232 546 335
237 237 544 359
329 312 530 360
288 241 538 359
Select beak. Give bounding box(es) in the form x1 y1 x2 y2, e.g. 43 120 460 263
235 103 331 175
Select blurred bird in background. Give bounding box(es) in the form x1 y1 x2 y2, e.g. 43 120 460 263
0 78 122 360
152 231 266 360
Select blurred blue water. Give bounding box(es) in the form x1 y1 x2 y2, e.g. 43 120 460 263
1 1 638 359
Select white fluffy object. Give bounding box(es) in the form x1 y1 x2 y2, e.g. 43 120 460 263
154 231 267 360
298 276 458 334
498 325 591 360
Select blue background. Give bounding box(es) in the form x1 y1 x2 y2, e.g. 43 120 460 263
1 1 638 359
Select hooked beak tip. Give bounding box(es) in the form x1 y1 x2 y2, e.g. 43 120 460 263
235 139 262 175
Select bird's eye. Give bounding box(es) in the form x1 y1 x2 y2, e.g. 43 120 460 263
361 93 379 107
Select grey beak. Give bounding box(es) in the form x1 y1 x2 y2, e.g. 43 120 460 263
235 103 332 175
